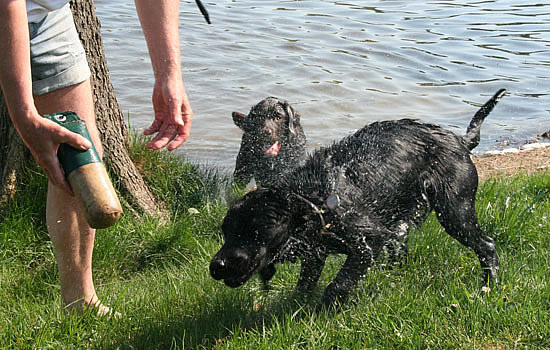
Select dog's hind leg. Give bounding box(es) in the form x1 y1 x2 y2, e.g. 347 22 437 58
433 177 499 286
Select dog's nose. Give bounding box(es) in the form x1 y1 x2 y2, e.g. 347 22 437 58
210 249 250 280
209 258 226 280
262 125 275 138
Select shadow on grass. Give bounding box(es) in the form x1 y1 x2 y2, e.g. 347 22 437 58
107 290 319 349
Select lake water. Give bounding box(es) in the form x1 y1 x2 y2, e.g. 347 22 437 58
95 0 549 170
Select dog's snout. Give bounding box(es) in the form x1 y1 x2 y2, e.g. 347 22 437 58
210 248 250 280
263 124 275 138
209 258 226 280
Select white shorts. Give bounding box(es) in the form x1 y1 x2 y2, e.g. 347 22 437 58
28 4 91 96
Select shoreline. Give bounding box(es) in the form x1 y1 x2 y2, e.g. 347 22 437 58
472 142 550 180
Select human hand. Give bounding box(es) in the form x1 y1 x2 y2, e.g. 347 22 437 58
16 113 92 194
144 75 193 151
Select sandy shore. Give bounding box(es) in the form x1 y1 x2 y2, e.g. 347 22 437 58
472 143 550 180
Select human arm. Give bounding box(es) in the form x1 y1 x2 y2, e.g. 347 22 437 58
134 0 193 151
0 0 91 194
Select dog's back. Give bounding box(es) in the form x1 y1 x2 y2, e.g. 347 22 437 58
278 119 472 228
281 89 507 222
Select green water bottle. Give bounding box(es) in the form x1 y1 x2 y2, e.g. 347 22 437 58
44 111 123 229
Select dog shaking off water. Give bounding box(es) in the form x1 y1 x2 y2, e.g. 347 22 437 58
212 90 506 309
232 97 307 186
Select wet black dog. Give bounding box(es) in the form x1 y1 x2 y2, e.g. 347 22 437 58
212 90 506 309
233 97 307 186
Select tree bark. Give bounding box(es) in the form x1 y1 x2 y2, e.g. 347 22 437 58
0 95 33 204
1 0 163 218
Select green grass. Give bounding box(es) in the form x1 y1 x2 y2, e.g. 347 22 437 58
1 139 548 349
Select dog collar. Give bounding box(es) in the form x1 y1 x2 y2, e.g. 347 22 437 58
290 193 333 233
290 192 356 253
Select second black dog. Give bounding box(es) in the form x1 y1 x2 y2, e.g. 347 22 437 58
212 90 506 309
233 97 307 186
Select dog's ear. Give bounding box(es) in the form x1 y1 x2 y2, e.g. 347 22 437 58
232 111 251 131
283 103 300 135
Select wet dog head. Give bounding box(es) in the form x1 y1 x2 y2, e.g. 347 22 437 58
209 188 293 288
233 97 303 158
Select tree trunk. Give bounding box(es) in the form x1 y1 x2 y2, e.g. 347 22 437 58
1 0 163 218
0 94 33 204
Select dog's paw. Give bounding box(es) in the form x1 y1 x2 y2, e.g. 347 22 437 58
259 264 276 284
315 298 345 314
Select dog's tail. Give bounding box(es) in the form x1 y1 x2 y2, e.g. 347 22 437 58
462 89 507 150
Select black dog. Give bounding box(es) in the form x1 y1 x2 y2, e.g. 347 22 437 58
233 97 307 186
212 90 506 309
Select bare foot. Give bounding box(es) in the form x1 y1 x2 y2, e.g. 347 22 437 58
64 296 121 319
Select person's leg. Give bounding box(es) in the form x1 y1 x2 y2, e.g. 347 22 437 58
28 4 115 314
34 79 104 312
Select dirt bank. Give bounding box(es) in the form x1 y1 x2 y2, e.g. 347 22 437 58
472 144 550 180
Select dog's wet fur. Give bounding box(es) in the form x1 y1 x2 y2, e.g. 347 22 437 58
233 97 306 186
212 89 506 310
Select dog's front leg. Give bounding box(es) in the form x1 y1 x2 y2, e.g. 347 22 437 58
295 252 327 294
320 252 373 310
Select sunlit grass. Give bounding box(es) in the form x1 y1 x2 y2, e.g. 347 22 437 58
1 140 548 349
